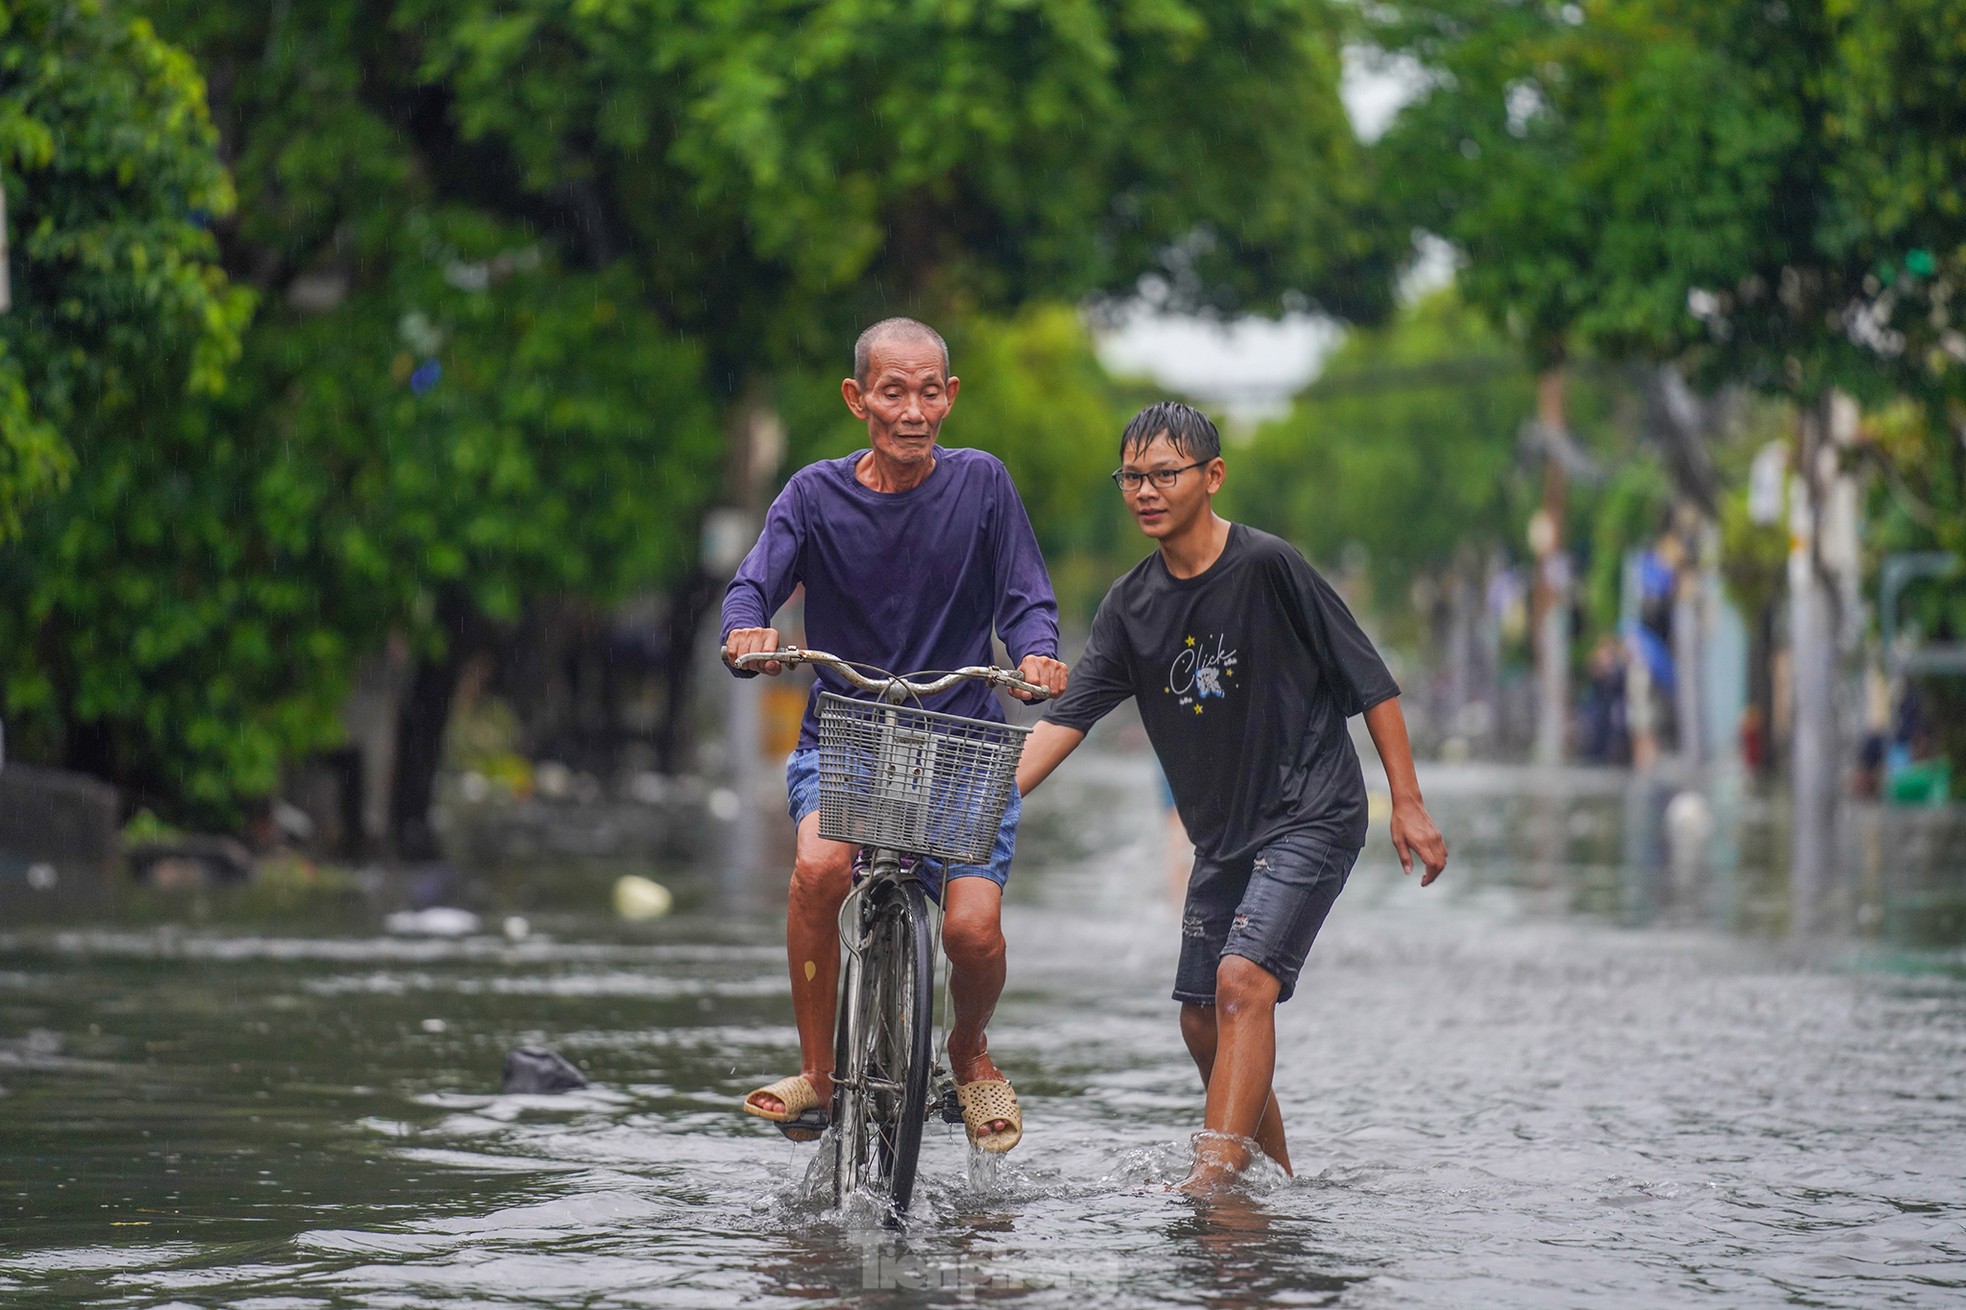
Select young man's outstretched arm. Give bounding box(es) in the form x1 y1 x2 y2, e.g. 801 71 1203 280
1016 721 1086 797
1362 699 1448 884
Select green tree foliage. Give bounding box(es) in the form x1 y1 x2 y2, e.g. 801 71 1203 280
399 0 1397 376
150 0 719 642
0 0 247 536
1363 2 1784 685
1641 0 1965 432
7 0 1410 829
1382 0 1964 470
0 4 719 827
1377 0 1966 655
1229 291 1627 637
244 216 720 648
1815 0 1966 530
1 207 715 825
1374 0 1793 370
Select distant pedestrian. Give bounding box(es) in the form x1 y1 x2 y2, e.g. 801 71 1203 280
1580 634 1630 764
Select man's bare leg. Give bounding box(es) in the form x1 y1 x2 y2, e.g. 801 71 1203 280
749 812 853 1114
1178 1001 1290 1170
942 875 1014 1137
1177 955 1289 1191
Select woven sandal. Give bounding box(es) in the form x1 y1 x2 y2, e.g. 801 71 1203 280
954 1078 1023 1154
742 1074 828 1143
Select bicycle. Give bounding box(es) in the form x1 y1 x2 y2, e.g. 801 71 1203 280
734 647 1049 1220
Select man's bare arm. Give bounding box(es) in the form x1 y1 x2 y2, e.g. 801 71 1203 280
1017 721 1086 796
1362 697 1448 885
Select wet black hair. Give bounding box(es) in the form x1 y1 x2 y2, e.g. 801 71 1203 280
1120 400 1222 464
853 317 950 386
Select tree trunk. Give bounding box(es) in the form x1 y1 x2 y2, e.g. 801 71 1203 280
386 594 484 860
655 567 721 774
1788 395 1843 922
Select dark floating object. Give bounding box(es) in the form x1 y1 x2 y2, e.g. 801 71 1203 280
502 1045 587 1094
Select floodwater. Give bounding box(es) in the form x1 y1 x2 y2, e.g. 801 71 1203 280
4 748 1965 1308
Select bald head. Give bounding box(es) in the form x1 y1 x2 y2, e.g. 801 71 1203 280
853 317 950 386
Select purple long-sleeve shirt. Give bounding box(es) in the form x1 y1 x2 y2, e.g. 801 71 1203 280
721 446 1060 750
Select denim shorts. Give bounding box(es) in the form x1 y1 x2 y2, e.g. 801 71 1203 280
1174 830 1358 1005
784 748 1020 889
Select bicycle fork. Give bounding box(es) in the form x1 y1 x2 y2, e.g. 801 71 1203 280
832 851 961 1206
833 850 915 1199
864 856 965 1129
832 866 876 1200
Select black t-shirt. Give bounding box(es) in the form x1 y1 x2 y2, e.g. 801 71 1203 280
1045 523 1399 859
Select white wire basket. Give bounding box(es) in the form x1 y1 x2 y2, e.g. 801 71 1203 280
815 693 1030 865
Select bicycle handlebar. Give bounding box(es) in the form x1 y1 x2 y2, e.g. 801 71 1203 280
732 647 1053 703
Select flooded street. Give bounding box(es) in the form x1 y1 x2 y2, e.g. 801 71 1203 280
4 748 1965 1308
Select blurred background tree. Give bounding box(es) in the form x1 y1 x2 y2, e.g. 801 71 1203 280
1226 290 1638 753
192 213 720 846
0 0 260 816
3 2 720 838
3 0 1388 841
4 0 1963 837
1369 0 1964 795
403 0 1396 373
0 0 247 535
1233 293 1549 630
1369 0 1798 760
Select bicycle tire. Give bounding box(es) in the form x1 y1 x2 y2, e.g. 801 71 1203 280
832 877 933 1217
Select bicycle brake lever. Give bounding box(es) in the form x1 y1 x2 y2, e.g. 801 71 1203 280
997 669 1052 702
734 647 802 671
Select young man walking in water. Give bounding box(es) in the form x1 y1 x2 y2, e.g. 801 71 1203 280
1017 401 1448 1192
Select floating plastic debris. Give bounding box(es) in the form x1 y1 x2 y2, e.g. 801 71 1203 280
613 874 672 921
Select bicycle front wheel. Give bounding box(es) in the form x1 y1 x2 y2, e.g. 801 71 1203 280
832 878 933 1218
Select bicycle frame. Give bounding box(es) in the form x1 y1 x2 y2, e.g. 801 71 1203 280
733 646 1045 1217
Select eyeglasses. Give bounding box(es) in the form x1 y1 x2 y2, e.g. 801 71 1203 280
1110 460 1209 492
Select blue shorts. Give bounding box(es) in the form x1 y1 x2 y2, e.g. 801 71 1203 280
785 748 1020 889
1174 830 1357 1006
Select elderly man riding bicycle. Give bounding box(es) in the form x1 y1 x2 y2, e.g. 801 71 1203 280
721 317 1068 1155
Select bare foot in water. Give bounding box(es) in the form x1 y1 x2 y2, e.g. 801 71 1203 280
1172 1132 1256 1195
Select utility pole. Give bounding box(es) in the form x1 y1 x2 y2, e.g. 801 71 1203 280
1529 367 1572 766
1672 508 1706 769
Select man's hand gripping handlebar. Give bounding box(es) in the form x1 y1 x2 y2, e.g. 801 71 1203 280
729 645 1058 703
